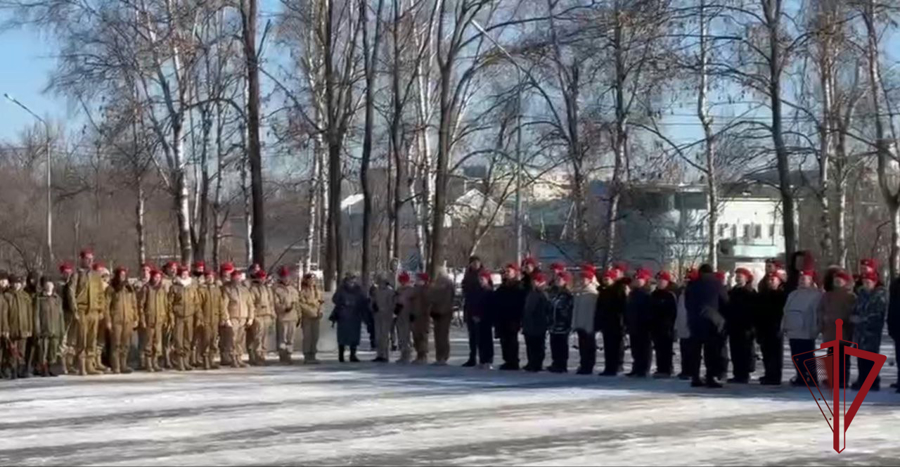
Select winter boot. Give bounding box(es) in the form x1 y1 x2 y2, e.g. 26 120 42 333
110 354 121 374
121 352 134 374
338 346 346 363
176 356 186 371
76 356 87 376
203 355 212 370
139 355 149 371
85 358 103 376
349 346 360 363
61 354 71 375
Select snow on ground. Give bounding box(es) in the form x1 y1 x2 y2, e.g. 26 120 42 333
1 325 899 466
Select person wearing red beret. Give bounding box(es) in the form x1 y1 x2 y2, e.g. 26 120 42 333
820 269 856 388
248 270 275 366
683 264 730 388
625 269 654 377
597 266 629 376
755 272 787 385
410 273 432 364
572 269 599 374
650 271 678 378
547 272 574 373
852 270 887 390
272 267 300 365
522 272 551 372
725 268 757 384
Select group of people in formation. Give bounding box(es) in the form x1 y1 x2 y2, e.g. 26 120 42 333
437 253 894 391
0 249 326 379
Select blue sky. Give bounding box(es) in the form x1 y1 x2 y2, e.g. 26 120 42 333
0 26 62 140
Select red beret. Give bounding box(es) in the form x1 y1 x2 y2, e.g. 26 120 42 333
532 272 547 284
177 266 189 275
192 261 206 272
398 272 411 284
656 271 672 282
220 262 235 273
581 264 597 273
278 266 291 278
603 269 619 280
557 271 572 283
255 270 268 280
860 258 877 269
204 270 216 278
735 268 753 281
505 263 520 272
834 270 852 282
91 262 105 271
800 269 815 278
613 261 629 272
79 248 94 259
165 261 179 270
634 268 652 281
581 269 596 280
686 268 700 281
58 262 73 274
715 271 726 282
550 262 565 272
417 272 430 282
114 266 128 275
150 269 163 277
231 270 242 279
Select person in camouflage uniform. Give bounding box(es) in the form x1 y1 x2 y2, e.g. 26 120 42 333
0 272 10 379
200 270 226 369
140 270 167 372
169 266 201 371
223 269 255 367
72 250 105 376
33 276 65 377
190 262 209 368
217 263 236 366
105 267 138 374
248 271 274 366
7 275 33 378
272 266 299 364
160 261 178 368
851 270 887 391
298 273 323 364
59 263 76 375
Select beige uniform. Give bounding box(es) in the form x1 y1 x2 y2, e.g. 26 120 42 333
410 284 431 363
249 282 274 364
6 289 33 373
73 269 105 375
273 282 300 363
223 282 255 366
140 283 167 371
298 284 323 362
106 284 138 373
61 275 77 373
395 284 415 362
199 283 227 368
160 276 175 367
168 280 200 370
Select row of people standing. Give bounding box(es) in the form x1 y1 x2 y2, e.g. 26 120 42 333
458 254 896 391
0 249 327 379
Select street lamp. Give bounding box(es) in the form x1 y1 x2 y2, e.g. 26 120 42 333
4 93 53 267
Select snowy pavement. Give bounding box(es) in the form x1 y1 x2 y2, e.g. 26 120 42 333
1 327 900 465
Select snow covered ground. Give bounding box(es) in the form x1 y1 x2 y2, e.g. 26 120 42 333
1 324 900 466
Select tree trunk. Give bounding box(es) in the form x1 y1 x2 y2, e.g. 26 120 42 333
302 140 321 274
240 126 253 267
602 8 626 268
241 0 266 268
136 178 146 266
196 108 212 262
212 101 225 270
698 0 717 269
173 119 193 265
429 63 453 277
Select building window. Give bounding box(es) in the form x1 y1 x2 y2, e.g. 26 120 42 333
731 225 738 238
718 224 728 237
769 224 775 238
754 224 762 239
743 224 751 238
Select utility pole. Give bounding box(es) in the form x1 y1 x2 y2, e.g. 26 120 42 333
5 93 53 268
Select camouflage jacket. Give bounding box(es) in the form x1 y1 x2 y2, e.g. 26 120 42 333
852 286 887 352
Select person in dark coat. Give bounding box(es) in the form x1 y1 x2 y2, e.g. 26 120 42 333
683 264 729 388
494 264 526 370
522 272 551 372
889 274 900 392
547 272 574 373
650 271 677 378
521 257 539 291
470 270 495 368
852 270 887 391
755 273 787 385
461 256 485 367
330 275 367 363
625 269 654 377
726 268 757 383
597 269 628 376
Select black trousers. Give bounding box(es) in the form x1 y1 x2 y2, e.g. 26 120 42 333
465 316 479 362
651 329 674 375
477 320 494 365
498 328 520 368
857 354 882 386
524 334 546 371
758 332 784 383
680 338 697 377
729 330 756 380
576 330 596 372
629 328 652 375
701 334 725 380
719 335 730 380
601 328 623 374
549 333 569 371
789 338 816 382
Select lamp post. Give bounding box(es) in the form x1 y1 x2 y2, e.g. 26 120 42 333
4 93 53 267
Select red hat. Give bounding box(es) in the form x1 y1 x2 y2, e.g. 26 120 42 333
685 268 699 281
79 248 94 259
557 271 572 283
734 268 753 281
398 272 411 284
581 264 597 273
278 266 291 278
220 262 235 273
613 261 628 273
656 271 672 282
522 257 537 267
532 272 547 284
834 270 852 282
861 270 879 283
255 270 268 280
549 262 565 273
150 269 163 278
860 258 877 270
505 263 520 272
177 265 190 275
581 269 596 281
715 271 726 282
58 262 73 274
91 262 105 271
479 270 493 280
192 261 206 272
114 266 127 275
634 268 652 281
231 270 242 279
800 269 815 278
603 269 619 280
417 272 430 282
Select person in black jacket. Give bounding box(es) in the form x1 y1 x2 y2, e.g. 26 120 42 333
547 272 574 373
468 269 495 369
650 271 677 378
461 256 486 367
684 264 730 388
626 269 654 377
597 269 628 376
726 268 757 383
521 257 539 291
755 273 787 385
493 264 526 370
522 272 551 372
888 275 900 392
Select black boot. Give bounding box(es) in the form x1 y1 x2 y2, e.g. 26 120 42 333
339 345 346 363
350 346 360 363
462 359 477 368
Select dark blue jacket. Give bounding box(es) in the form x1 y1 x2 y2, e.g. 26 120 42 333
684 273 729 339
